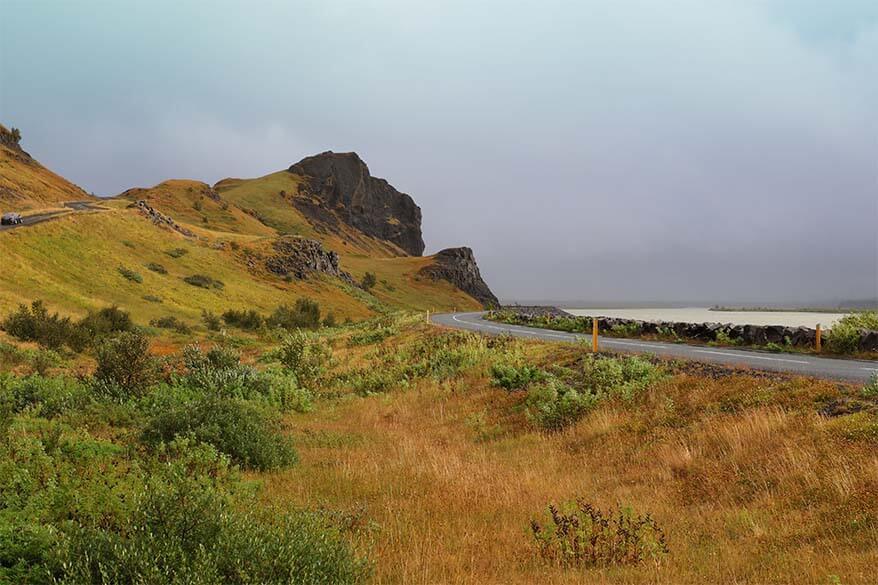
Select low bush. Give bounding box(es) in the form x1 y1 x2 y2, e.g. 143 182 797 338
0 374 91 418
77 306 134 341
863 374 878 398
267 298 322 330
276 331 331 388
117 266 143 283
143 294 163 303
711 330 740 346
610 322 641 337
829 312 878 354
93 331 158 399
579 354 663 401
141 397 297 471
145 262 168 274
201 309 222 331
0 343 61 374
222 309 263 330
526 377 597 431
1 300 86 351
150 316 191 334
322 312 337 328
180 345 312 412
531 500 668 567
184 274 224 290
490 362 545 391
166 248 188 258
348 325 397 346
361 272 377 291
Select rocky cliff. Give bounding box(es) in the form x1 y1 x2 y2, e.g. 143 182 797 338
420 247 499 308
265 236 354 284
288 151 425 256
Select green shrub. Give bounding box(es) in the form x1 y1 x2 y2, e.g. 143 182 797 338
526 377 597 431
222 309 263 330
828 312 878 354
166 248 188 258
94 331 158 399
1 300 82 351
117 266 143 283
322 312 337 328
141 397 297 471
348 326 397 346
150 316 191 334
201 309 221 331
0 374 91 418
276 331 330 387
0 344 61 374
55 440 365 584
361 272 377 291
863 375 878 398
267 298 321 330
145 262 168 274
77 305 134 342
579 354 662 401
531 500 668 567
184 274 224 290
711 330 740 346
142 294 163 303
490 363 544 390
610 321 641 337
180 345 311 412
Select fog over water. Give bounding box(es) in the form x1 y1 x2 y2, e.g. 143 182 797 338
2 0 876 306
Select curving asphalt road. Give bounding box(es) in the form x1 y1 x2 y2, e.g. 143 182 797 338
433 311 878 383
0 200 106 231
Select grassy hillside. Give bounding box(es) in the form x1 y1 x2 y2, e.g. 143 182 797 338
0 124 92 210
0 207 479 328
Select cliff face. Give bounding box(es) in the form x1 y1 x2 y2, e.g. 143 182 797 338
420 247 499 308
288 151 425 256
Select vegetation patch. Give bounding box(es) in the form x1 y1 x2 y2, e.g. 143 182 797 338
184 274 225 290
117 266 143 283
531 500 668 567
145 262 168 274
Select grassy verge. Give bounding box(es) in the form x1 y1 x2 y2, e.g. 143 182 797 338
2 309 877 583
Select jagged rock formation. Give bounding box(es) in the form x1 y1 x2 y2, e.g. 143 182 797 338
265 236 354 284
288 151 425 256
420 247 499 308
129 200 195 237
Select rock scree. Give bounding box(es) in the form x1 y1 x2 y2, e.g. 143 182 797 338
288 151 425 256
129 200 195 238
265 236 354 284
420 247 499 308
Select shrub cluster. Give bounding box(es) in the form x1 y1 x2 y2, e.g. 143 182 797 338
145 262 168 274
1 301 133 352
117 265 143 283
829 312 878 354
184 274 225 290
223 309 264 330
150 315 192 334
166 247 188 258
267 298 322 330
531 500 668 567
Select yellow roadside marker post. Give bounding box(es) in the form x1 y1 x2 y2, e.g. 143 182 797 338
426 309 430 324
815 324 822 352
592 317 599 353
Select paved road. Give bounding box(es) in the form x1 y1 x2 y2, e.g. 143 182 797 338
0 200 106 231
433 311 878 383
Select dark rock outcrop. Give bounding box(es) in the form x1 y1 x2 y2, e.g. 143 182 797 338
265 236 354 284
288 151 424 256
129 200 195 237
420 247 499 308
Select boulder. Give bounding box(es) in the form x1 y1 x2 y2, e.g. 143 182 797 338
265 236 354 284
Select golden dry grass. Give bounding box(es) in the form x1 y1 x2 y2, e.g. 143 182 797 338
258 323 878 584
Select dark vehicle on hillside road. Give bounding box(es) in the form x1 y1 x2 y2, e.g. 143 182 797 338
1 212 23 225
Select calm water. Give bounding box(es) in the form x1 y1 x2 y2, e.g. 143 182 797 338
562 308 848 328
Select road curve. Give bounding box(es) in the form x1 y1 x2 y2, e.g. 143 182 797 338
433 311 878 383
0 201 106 232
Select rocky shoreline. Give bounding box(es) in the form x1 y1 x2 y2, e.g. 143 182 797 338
495 306 878 352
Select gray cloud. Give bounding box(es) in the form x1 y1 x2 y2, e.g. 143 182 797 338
1 0 876 305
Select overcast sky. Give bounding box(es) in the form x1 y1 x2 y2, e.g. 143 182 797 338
2 0 876 305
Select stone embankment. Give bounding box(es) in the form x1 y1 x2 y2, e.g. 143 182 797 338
129 200 195 237
498 306 878 352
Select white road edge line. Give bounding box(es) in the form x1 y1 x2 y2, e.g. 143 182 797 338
693 349 808 364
